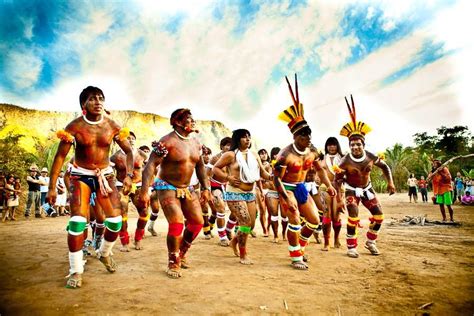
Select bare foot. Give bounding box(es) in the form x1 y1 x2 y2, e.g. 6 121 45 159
99 255 117 273
134 240 143 250
313 232 321 244
166 267 182 279
219 239 230 247
65 273 83 289
250 231 257 238
334 239 341 248
282 236 287 241
291 261 308 270
240 257 253 265
119 244 130 252
272 238 279 244
230 238 239 257
180 257 190 269
147 225 158 237
204 234 211 240
322 244 329 251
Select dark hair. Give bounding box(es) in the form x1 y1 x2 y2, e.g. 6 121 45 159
294 126 311 137
202 145 212 155
270 147 281 160
410 173 415 178
170 108 191 128
325 137 343 156
230 129 251 151
220 137 232 149
349 134 365 146
79 86 104 108
139 145 150 151
129 131 136 139
258 149 269 162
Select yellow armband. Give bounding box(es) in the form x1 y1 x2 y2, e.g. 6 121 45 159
377 152 386 160
56 130 74 143
116 127 130 142
332 165 344 174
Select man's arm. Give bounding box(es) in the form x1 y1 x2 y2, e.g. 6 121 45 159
375 159 396 194
314 160 336 196
115 137 134 194
47 141 73 204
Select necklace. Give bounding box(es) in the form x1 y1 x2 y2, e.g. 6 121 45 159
349 151 366 163
82 114 103 125
175 130 190 140
292 143 308 156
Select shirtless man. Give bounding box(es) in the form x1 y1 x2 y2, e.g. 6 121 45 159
209 137 233 246
335 95 395 258
303 164 326 245
274 75 336 270
138 108 210 278
110 131 148 251
201 145 214 239
213 129 271 264
319 137 344 250
47 86 133 288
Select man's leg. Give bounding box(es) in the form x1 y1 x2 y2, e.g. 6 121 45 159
299 198 319 261
266 195 280 242
158 191 185 278
211 190 229 246
362 196 383 256
117 188 131 252
345 194 360 258
25 191 33 217
147 190 160 236
180 192 204 268
225 214 238 240
34 191 42 217
133 189 150 250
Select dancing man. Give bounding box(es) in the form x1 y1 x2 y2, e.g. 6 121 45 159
110 131 148 251
274 75 336 270
47 86 133 288
335 95 395 258
138 108 210 278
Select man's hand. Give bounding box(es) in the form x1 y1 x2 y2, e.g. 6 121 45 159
387 183 396 195
122 175 133 195
327 185 337 197
281 196 298 213
46 188 57 206
137 190 150 209
200 189 211 205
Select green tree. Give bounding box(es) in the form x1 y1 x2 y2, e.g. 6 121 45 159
0 133 37 179
384 143 411 191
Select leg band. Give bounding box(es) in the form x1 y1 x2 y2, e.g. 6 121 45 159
288 244 303 262
305 222 318 230
69 250 84 275
271 215 279 221
281 217 289 222
67 216 87 236
347 217 360 227
322 216 332 225
238 226 252 234
168 222 184 237
216 212 225 219
187 223 203 239
104 216 123 233
288 224 301 233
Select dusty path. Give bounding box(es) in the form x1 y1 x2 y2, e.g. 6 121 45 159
0 193 473 315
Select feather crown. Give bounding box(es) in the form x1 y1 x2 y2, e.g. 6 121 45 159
339 95 371 139
278 74 309 135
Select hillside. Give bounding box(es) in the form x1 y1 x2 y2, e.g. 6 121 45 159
0 104 231 155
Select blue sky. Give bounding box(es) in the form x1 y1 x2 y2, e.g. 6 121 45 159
0 0 472 151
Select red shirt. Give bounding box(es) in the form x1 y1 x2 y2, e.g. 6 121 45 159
432 167 452 195
418 179 427 189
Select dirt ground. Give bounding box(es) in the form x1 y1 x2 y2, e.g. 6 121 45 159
0 193 473 315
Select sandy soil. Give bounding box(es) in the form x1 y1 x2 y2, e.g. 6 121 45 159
0 193 473 315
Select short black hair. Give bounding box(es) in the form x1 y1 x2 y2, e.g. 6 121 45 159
349 134 365 146
294 126 311 137
79 86 104 108
139 145 150 151
230 129 251 151
258 149 269 163
170 108 191 128
270 147 281 159
220 137 232 149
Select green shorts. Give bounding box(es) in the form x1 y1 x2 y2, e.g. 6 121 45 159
436 191 453 205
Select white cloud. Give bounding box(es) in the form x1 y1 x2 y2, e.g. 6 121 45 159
4 48 43 90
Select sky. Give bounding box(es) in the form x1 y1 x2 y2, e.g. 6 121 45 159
1 0 473 153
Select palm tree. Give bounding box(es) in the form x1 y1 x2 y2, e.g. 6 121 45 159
384 143 412 191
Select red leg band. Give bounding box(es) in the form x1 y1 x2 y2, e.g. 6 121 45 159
168 222 184 237
119 231 130 245
332 220 342 227
187 223 203 239
135 228 145 241
322 216 332 225
367 231 378 241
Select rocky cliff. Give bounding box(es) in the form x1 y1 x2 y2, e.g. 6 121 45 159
0 104 231 155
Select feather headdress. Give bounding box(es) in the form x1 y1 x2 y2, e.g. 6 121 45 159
339 95 371 140
278 74 309 135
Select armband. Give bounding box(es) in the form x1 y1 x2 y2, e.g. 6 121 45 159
115 127 130 142
151 141 169 157
332 165 344 174
377 152 386 160
56 130 75 143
